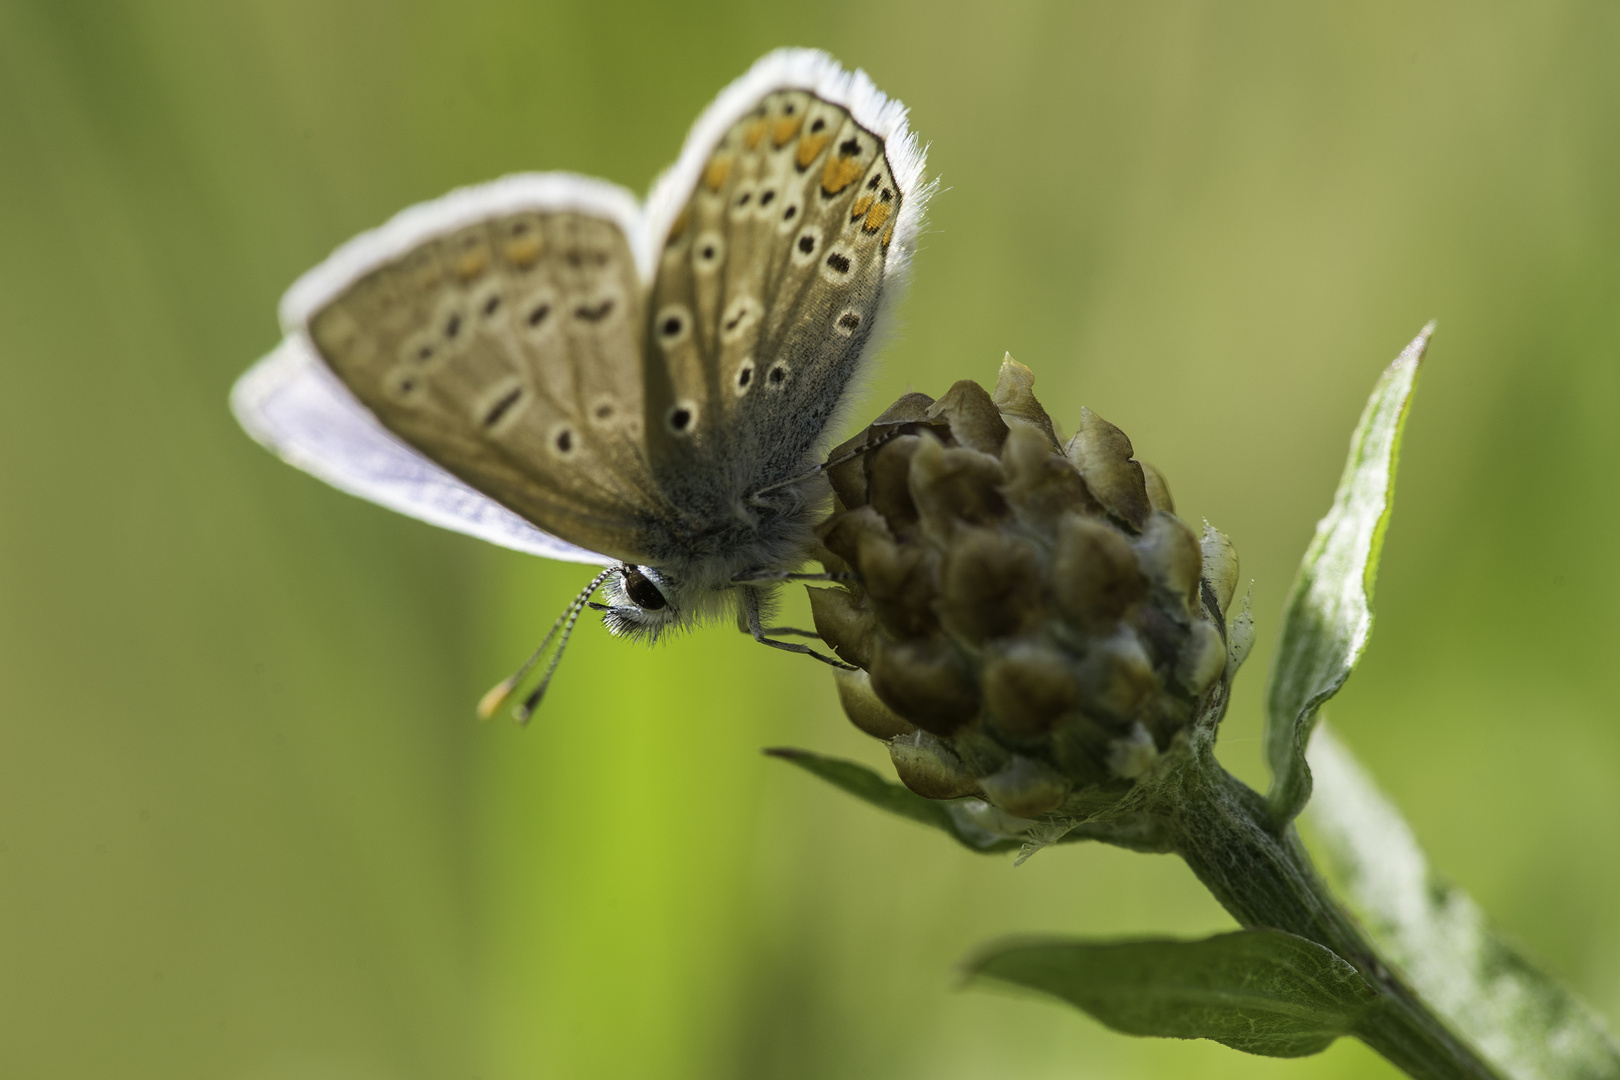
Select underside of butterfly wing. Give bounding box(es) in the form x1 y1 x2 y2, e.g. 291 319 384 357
231 335 613 564
304 199 669 565
645 89 905 522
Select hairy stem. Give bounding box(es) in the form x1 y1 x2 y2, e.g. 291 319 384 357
1156 739 1505 1080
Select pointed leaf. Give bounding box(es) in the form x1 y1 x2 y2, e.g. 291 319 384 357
967 929 1377 1057
1304 727 1620 1080
1265 324 1431 824
765 747 1022 853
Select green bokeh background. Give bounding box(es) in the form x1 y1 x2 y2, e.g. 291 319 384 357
3 2 1617 1077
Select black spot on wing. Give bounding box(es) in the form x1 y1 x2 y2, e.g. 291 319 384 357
574 298 615 322
482 386 525 429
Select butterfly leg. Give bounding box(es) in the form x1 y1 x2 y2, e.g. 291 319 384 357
731 606 819 638
733 617 821 638
732 569 857 585
740 587 857 670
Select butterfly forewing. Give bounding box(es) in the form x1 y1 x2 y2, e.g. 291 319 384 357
307 209 666 564
646 89 903 513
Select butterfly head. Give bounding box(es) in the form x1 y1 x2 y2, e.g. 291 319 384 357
595 564 688 642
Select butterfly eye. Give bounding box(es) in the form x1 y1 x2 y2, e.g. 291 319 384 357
621 567 667 611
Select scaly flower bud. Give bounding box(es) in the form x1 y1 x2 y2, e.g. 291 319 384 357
810 357 1245 825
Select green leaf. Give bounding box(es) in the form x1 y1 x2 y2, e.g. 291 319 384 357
966 929 1377 1057
1264 323 1432 825
764 747 1022 853
1304 727 1620 1080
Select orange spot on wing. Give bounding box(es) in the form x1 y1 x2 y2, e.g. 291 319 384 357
453 250 490 281
861 201 893 234
704 158 733 192
795 133 829 169
744 119 767 150
882 224 894 247
850 193 875 219
821 155 862 196
773 115 804 147
503 235 543 269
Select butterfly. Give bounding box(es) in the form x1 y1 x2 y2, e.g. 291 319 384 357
230 49 930 717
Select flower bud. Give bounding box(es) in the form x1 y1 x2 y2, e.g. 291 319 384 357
888 731 980 799
830 668 914 739
813 358 1243 825
869 635 980 735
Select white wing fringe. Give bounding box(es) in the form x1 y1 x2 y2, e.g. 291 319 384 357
230 337 612 565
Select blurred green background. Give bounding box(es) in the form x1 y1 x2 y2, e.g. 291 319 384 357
2 2 1617 1077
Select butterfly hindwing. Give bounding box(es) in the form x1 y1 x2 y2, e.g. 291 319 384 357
230 336 612 564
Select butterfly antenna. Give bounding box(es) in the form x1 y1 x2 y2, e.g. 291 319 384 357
747 428 908 503
477 566 617 723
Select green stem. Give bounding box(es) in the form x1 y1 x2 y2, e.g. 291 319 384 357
1157 740 1506 1080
